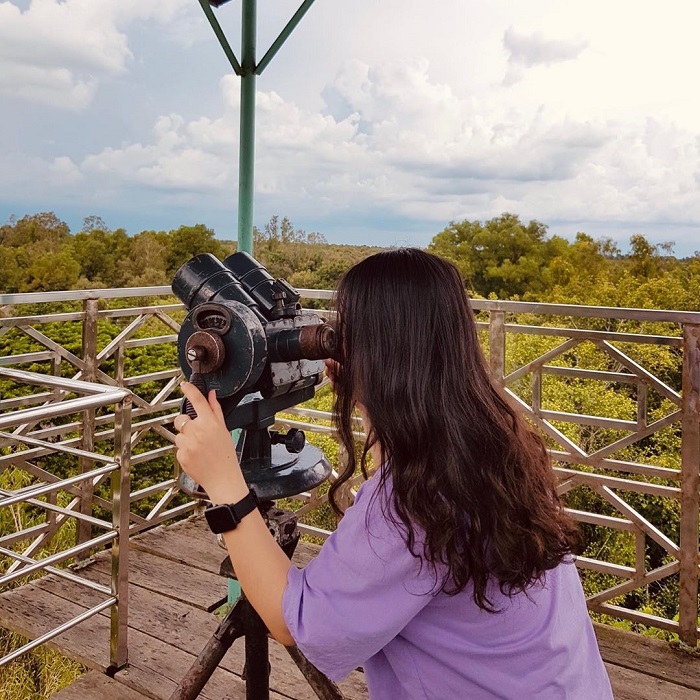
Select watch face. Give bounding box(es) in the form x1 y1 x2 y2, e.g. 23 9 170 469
205 504 237 533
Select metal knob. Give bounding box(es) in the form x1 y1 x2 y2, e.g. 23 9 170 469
270 428 306 454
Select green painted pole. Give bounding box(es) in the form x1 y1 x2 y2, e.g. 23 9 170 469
238 0 257 255
199 0 320 255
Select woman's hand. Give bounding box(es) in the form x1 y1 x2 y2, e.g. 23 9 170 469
175 384 294 646
325 359 376 453
174 382 248 505
324 358 341 391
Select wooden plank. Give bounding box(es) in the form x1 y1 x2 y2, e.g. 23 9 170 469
40 569 368 700
605 663 700 700
113 631 263 700
131 516 320 573
293 541 321 567
89 548 227 612
52 671 153 700
0 583 111 671
0 582 282 700
130 516 228 575
595 623 700 691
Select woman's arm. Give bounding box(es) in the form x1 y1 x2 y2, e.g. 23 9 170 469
176 382 294 646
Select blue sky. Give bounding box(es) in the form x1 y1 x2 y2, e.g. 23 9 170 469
2 0 700 255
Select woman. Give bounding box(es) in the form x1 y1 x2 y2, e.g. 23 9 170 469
175 248 613 699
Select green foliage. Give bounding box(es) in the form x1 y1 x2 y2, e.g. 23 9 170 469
0 212 384 295
429 213 700 311
252 215 384 290
429 213 565 298
1 207 699 675
0 630 84 700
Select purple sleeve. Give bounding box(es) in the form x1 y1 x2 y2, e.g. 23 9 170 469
282 476 434 681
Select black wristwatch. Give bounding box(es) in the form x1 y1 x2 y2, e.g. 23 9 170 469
204 489 259 534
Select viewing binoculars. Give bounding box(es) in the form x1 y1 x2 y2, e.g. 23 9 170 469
172 251 336 499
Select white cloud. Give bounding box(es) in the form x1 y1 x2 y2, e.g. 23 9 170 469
502 28 587 85
504 28 588 68
0 0 195 109
0 152 82 198
0 63 96 110
83 113 232 190
48 156 83 185
3 0 700 252
61 59 700 238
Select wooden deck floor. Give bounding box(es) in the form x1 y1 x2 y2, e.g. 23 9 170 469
1 516 699 699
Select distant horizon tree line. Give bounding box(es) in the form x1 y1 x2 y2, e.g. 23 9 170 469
0 211 698 313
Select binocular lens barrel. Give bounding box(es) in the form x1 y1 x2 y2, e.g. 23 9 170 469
224 252 301 317
224 251 276 300
172 254 263 319
267 324 336 362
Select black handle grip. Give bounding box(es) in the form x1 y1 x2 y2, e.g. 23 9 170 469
183 367 208 419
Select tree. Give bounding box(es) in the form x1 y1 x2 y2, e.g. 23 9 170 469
73 224 132 287
628 234 674 279
25 248 80 291
81 215 109 233
0 212 70 249
124 231 169 286
429 213 556 298
0 246 21 293
165 224 225 276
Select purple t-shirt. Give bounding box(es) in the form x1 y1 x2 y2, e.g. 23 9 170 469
283 475 613 699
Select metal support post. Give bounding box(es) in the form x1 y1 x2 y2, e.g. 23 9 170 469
679 323 700 646
110 394 132 670
76 298 98 559
489 310 506 384
256 0 318 75
198 0 320 255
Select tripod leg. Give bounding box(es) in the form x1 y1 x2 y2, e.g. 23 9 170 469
168 602 247 700
240 600 271 700
286 646 345 700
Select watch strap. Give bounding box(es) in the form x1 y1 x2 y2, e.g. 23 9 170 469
205 489 258 534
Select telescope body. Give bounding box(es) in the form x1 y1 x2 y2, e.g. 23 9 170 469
172 252 335 499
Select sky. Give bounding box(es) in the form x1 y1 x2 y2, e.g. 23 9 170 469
1 0 699 255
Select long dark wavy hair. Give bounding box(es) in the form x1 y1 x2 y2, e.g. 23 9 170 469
328 248 581 611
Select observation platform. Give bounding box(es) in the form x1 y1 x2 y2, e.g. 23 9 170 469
1 285 700 699
0 515 698 699
0 516 368 699
0 517 700 700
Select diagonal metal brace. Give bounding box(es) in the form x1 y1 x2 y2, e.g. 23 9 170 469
198 0 243 75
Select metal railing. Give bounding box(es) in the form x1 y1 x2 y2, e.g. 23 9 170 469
0 285 698 667
0 368 131 669
477 299 700 646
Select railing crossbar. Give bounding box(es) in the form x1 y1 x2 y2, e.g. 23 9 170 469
0 545 113 596
0 430 117 464
0 530 117 587
0 463 117 508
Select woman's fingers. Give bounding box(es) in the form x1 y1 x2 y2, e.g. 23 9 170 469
181 381 212 418
208 390 226 424
324 359 341 389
